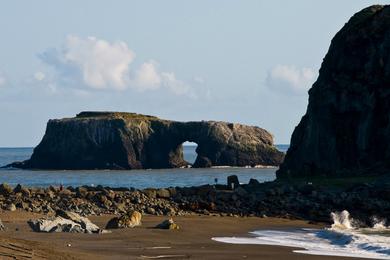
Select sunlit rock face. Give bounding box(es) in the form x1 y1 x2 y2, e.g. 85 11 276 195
10 111 283 170
278 5 390 178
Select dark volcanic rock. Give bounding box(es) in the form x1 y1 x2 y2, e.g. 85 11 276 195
278 5 390 178
8 111 283 170
227 175 240 190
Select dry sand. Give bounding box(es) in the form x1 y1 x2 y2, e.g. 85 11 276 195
0 211 367 260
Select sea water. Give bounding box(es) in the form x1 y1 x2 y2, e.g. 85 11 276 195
0 145 288 189
213 210 390 259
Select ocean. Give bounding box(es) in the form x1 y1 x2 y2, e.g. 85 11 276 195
0 145 288 189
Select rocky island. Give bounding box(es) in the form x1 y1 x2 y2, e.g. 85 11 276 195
7 111 284 170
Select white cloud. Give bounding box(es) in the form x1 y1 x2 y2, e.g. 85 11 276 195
40 35 134 90
266 65 317 95
161 72 194 97
34 71 45 81
39 35 195 96
132 62 195 97
133 61 161 90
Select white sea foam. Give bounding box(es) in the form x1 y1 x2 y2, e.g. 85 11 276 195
212 210 390 259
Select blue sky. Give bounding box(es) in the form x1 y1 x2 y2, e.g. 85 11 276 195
0 1 387 146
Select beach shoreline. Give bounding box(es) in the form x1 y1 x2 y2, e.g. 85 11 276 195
0 211 369 260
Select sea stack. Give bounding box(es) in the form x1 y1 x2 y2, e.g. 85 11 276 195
277 5 390 178
8 112 284 170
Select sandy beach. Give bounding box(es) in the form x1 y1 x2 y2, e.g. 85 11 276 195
0 211 368 260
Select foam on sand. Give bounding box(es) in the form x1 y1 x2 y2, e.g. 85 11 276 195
212 210 390 259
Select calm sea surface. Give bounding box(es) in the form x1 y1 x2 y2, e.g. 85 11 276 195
0 145 288 188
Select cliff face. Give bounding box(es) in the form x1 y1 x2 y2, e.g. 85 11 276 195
12 112 283 170
277 5 390 178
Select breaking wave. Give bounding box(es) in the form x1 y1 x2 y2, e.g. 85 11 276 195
212 210 390 259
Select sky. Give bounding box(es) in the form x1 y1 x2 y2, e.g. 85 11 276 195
0 0 388 147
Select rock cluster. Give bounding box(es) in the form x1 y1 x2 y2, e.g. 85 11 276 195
6 111 284 170
278 5 390 178
0 177 389 225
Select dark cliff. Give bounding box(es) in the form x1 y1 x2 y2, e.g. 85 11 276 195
278 5 390 178
10 112 284 170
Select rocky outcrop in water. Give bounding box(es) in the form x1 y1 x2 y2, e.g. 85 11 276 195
8 111 283 170
277 5 390 178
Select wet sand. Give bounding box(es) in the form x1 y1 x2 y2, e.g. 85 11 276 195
0 211 367 260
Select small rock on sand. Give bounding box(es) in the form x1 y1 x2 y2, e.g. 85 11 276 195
0 219 6 231
156 218 180 230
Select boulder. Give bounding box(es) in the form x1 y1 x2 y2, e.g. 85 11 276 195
156 218 180 230
0 183 13 195
56 210 100 233
14 184 30 197
248 178 260 186
6 203 16 212
227 175 240 190
28 217 83 233
105 211 142 229
6 111 284 170
28 210 102 233
0 219 5 231
143 189 157 199
156 188 171 199
277 5 390 178
75 187 88 198
146 207 156 215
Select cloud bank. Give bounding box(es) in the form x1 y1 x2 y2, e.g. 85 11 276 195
39 35 194 97
266 65 317 95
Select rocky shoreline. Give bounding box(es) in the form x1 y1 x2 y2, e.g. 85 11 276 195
0 175 389 227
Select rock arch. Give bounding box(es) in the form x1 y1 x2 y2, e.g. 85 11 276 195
7 112 284 170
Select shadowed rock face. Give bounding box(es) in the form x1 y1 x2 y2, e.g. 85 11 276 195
10 111 284 170
277 5 390 178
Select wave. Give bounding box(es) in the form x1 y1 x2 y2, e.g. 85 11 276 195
212 210 390 259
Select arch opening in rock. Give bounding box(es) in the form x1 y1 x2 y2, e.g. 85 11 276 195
167 140 201 168
182 141 198 165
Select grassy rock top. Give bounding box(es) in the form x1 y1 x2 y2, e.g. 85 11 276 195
75 111 159 121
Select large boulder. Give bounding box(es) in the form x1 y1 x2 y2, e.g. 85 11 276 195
5 111 284 170
28 217 84 233
56 210 100 233
28 210 101 233
277 5 390 178
227 175 240 190
105 211 142 229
